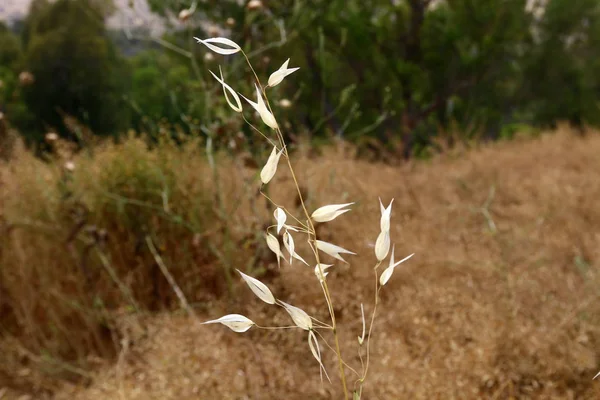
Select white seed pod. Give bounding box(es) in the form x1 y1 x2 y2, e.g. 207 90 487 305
314 263 333 282
379 197 394 232
236 269 276 304
194 37 241 55
260 146 283 184
358 303 366 345
283 231 308 265
315 240 356 263
308 330 330 383
279 300 312 330
311 202 354 223
379 264 395 287
241 84 278 129
208 67 242 112
379 244 397 286
267 58 300 87
265 233 284 268
202 314 254 333
380 246 414 286
283 230 295 264
374 230 390 261
274 208 286 234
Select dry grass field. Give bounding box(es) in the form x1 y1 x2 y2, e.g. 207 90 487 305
1 128 600 399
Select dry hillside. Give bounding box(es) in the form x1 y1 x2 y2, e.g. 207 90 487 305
2 129 600 399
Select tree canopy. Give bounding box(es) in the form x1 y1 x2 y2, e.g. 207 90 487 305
0 0 599 153
20 0 127 141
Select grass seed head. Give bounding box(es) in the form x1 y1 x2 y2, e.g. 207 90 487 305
237 269 276 304
241 84 279 129
260 146 283 184
315 240 356 263
274 207 286 234
379 197 394 232
267 58 300 87
375 230 390 261
265 232 284 268
308 330 330 382
202 314 255 333
195 37 241 55
311 202 354 223
209 67 243 113
279 301 312 330
283 231 308 265
380 248 415 286
314 263 333 282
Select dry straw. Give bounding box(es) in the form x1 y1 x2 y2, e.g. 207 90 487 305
195 36 414 399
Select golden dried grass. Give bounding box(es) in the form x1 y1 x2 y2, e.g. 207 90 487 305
2 128 600 399
0 133 264 392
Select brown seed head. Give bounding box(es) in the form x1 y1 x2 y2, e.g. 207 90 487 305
19 71 35 86
247 0 263 10
45 132 59 143
178 9 192 22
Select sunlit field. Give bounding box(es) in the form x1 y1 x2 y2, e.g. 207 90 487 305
2 127 599 399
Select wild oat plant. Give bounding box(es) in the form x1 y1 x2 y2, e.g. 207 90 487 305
196 37 414 399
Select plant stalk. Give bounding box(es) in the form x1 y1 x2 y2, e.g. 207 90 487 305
241 50 349 399
279 136 349 400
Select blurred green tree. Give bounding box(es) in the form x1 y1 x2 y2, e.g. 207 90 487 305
0 22 22 70
7 0 600 149
521 0 600 129
126 49 203 134
0 22 37 137
21 0 129 141
144 0 537 154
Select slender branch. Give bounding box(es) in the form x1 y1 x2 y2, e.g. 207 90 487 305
259 190 311 230
95 248 140 313
359 262 382 387
146 235 194 317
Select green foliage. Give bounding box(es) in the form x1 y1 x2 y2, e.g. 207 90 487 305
20 0 129 140
0 66 37 136
126 49 202 134
522 0 600 127
0 24 36 136
3 0 600 149
0 67 17 105
144 0 538 151
0 23 22 70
